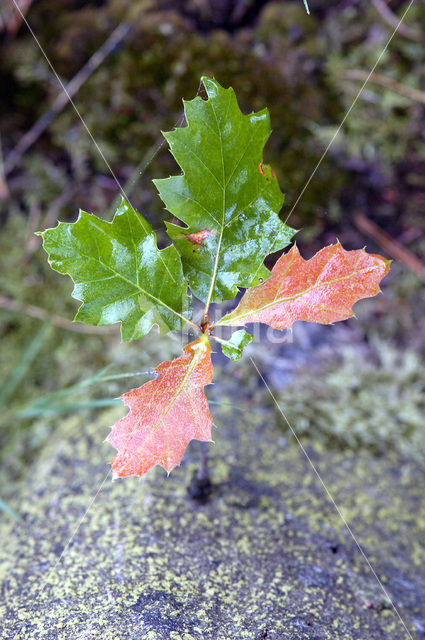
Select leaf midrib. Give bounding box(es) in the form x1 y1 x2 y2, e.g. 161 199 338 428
202 91 228 315
152 345 204 431
67 243 188 327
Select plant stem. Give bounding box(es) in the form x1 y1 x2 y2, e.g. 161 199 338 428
186 318 203 334
198 441 210 482
209 334 235 349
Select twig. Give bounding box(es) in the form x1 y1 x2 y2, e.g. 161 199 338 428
0 294 117 334
198 441 210 483
105 111 187 220
187 441 212 503
4 21 132 175
105 144 164 220
0 133 10 202
370 0 421 42
342 69 425 105
354 213 425 283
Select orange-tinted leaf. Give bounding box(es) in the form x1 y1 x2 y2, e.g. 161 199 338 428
219 243 390 330
185 228 217 246
107 337 213 478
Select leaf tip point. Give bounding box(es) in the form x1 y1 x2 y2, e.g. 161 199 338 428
110 467 119 481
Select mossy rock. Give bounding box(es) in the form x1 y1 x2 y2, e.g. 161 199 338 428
1 379 424 639
276 339 425 460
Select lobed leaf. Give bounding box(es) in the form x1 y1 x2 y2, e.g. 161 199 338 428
219 243 390 329
107 336 213 478
154 76 295 305
38 199 191 341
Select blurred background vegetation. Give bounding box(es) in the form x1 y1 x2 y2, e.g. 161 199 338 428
0 0 424 512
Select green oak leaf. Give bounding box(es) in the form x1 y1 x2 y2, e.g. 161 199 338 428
38 199 191 341
154 76 296 306
221 329 254 361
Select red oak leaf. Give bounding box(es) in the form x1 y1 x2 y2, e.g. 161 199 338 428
107 337 213 478
220 243 390 329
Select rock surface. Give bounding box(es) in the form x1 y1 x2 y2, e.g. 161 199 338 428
1 381 424 640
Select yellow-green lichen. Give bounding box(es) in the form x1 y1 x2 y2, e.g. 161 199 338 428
1 383 423 639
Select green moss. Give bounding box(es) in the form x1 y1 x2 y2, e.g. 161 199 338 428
277 340 425 460
2 0 424 243
0 0 348 233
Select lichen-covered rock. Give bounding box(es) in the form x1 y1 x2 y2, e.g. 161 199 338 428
1 378 424 640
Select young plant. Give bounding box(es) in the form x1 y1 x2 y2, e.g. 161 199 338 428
38 77 390 479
